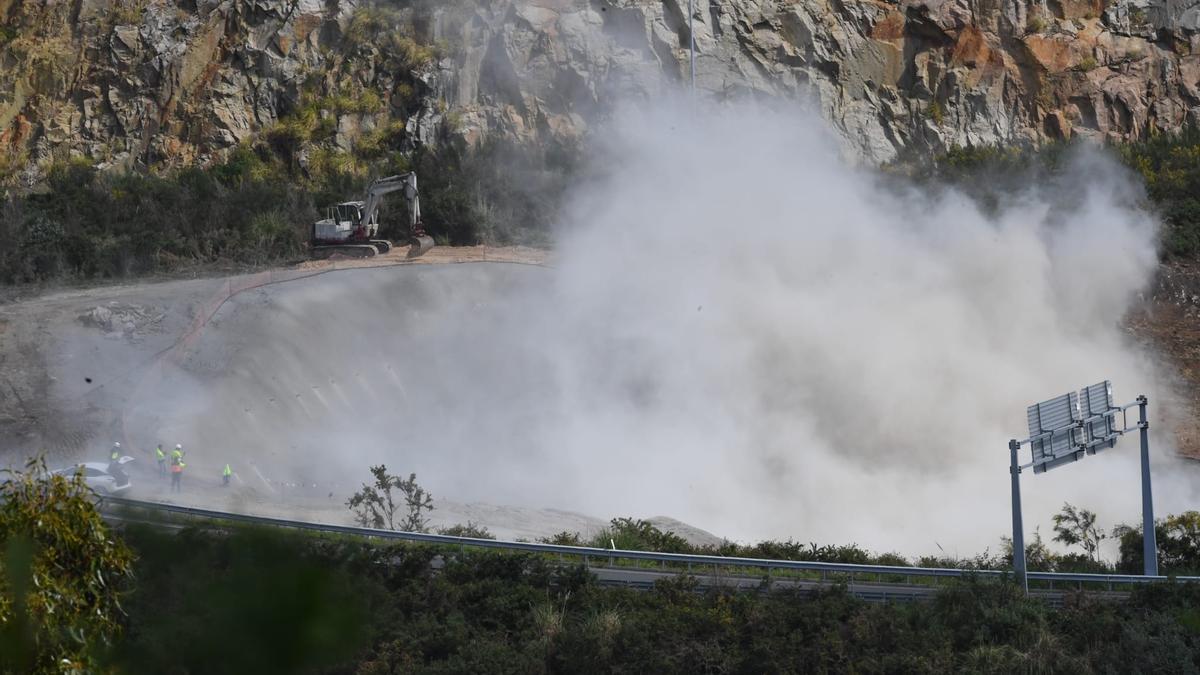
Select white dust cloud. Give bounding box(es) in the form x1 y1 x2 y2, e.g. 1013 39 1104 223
525 99 1179 553
153 99 1194 556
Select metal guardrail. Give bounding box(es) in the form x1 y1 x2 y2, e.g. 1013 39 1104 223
99 496 1200 589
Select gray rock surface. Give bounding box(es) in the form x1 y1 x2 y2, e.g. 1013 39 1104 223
2 0 1200 174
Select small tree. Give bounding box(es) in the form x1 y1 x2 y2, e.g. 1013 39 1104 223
1161 511 1200 571
1115 511 1200 574
346 465 434 532
0 457 135 672
1052 502 1106 563
1002 527 1055 571
589 518 691 554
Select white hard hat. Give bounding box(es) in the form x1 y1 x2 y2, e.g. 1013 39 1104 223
114 442 121 448
175 444 182 449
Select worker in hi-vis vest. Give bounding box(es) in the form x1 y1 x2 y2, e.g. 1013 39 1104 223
222 463 232 487
110 442 121 461
170 453 185 492
155 444 166 477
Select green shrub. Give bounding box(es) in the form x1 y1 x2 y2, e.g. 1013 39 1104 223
541 531 583 546
907 134 1200 261
1120 126 1200 259
353 119 407 159
242 210 305 262
0 153 321 282
928 99 945 125
438 522 496 539
106 0 146 26
588 518 692 553
211 145 268 186
0 148 27 187
18 215 66 280
1114 511 1200 575
1 459 135 672
110 526 371 673
44 500 1200 673
266 115 314 165
351 88 385 114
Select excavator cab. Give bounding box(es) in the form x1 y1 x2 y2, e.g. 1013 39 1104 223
332 203 360 225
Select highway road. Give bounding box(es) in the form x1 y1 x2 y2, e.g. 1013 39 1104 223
588 566 1129 606
104 507 1129 606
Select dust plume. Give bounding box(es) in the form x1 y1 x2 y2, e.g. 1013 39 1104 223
148 99 1191 555
539 100 1184 554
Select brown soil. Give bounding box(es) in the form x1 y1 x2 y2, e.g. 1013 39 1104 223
294 244 550 271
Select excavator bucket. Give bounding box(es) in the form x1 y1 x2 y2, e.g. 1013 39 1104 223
407 235 435 259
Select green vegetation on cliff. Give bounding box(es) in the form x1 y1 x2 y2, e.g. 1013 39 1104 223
0 0 573 284
0 135 573 283
1120 127 1200 258
917 129 1200 259
6 124 1200 285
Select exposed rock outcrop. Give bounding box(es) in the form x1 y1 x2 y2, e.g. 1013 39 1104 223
2 0 1199 175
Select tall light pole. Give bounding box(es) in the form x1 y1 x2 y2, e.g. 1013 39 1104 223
1138 395 1158 576
1009 439 1028 592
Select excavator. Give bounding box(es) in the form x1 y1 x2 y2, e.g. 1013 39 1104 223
311 172 435 259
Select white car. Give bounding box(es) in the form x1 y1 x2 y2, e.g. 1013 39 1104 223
54 456 134 495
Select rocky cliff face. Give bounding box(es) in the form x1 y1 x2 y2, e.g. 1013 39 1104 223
2 0 1200 177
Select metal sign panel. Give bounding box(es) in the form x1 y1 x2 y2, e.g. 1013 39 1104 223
1080 381 1119 453
1027 391 1084 474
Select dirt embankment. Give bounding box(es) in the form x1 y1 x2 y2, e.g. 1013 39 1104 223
0 246 549 459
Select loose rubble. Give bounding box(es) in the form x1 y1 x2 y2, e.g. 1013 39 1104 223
78 302 165 339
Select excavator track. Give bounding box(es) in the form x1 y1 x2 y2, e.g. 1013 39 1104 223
311 244 379 260
369 240 393 254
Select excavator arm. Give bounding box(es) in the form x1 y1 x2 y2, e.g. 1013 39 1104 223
359 174 412 229
359 173 433 258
